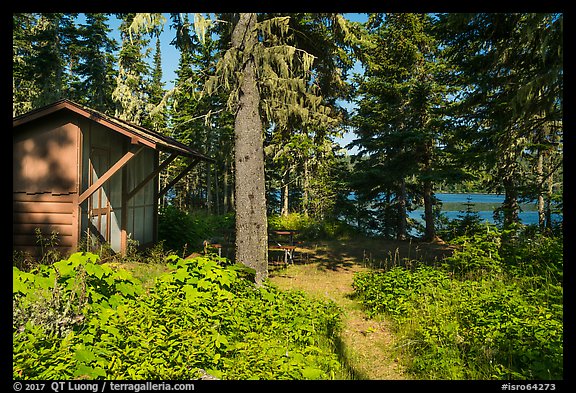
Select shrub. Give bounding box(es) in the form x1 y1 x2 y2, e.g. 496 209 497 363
500 229 563 283
158 206 235 255
441 224 504 279
268 213 354 241
352 229 563 380
13 252 142 338
13 253 344 380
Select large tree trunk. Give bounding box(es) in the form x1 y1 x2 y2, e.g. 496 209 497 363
422 139 436 242
232 13 268 285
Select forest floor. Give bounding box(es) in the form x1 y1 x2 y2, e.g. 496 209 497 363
267 237 456 380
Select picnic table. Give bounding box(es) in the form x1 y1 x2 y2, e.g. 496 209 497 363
203 239 222 257
268 229 300 265
271 229 299 245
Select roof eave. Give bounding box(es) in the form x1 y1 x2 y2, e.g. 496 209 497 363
13 99 215 162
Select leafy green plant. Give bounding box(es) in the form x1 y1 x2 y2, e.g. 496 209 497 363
352 266 450 319
158 206 235 256
34 228 63 265
13 253 143 336
268 212 354 241
441 224 504 278
14 253 345 380
500 229 563 282
352 230 563 380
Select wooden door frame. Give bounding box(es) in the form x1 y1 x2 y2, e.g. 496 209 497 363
87 147 112 245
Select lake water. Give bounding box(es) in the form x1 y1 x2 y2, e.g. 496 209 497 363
408 193 563 228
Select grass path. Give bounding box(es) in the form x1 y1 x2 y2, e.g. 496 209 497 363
268 238 454 380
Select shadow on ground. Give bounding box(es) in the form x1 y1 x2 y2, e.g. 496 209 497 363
285 237 455 272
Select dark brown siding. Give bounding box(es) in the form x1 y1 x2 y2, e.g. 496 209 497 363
13 113 80 257
13 115 79 194
13 193 79 257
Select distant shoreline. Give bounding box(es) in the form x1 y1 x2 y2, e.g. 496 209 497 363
410 192 562 227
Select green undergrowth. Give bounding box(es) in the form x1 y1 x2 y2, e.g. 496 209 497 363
13 253 344 380
157 207 235 256
352 226 563 380
268 212 356 241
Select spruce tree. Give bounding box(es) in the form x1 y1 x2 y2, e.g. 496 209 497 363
351 13 450 240
129 13 356 284
13 13 37 116
436 13 563 229
112 13 154 125
74 13 118 112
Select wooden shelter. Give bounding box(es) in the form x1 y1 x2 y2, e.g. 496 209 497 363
13 99 212 258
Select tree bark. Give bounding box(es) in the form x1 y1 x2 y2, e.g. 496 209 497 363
397 178 408 240
281 169 289 216
422 139 436 242
302 159 309 217
537 148 546 231
232 13 268 285
423 178 435 241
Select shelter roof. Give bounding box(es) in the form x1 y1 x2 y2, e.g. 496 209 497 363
13 99 214 162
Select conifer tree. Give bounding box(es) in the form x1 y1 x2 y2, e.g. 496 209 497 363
129 13 355 284
436 13 563 229
145 35 168 131
206 13 351 282
74 13 118 112
13 13 37 116
113 13 154 125
261 13 356 219
32 13 67 107
351 13 449 240
13 13 90 113
12 14 68 110
168 15 234 212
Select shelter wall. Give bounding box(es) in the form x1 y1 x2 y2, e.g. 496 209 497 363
126 148 157 247
79 118 124 252
13 112 80 194
13 193 78 257
78 118 156 252
13 113 80 257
